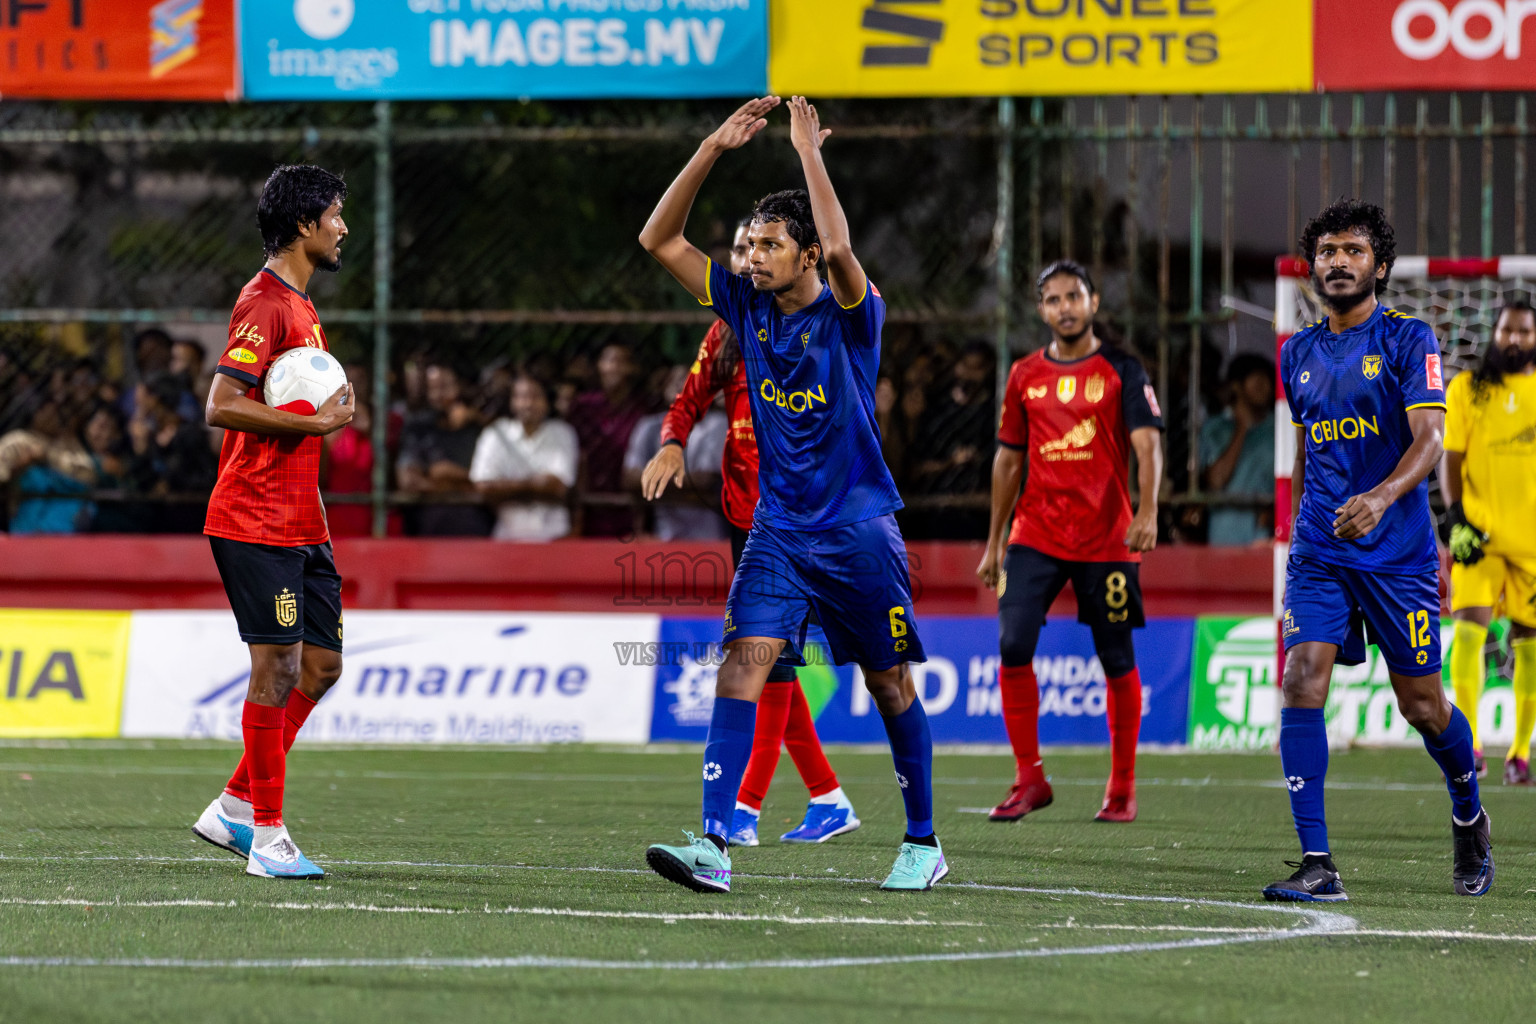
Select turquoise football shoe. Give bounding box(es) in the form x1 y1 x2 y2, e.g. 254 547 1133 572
880 839 948 891
646 831 732 893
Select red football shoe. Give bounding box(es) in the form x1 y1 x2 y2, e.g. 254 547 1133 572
1094 790 1137 823
989 774 1053 821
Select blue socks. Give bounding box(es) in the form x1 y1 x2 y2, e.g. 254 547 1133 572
1421 704 1482 823
881 698 935 837
1279 706 1330 854
701 696 757 839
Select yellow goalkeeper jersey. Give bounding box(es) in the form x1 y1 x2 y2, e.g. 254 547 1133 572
1444 367 1536 558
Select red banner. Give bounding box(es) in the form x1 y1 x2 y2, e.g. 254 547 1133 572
0 0 237 100
1315 0 1536 90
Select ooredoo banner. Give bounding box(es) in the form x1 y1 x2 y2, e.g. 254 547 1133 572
0 0 238 100
770 0 1312 97
241 0 768 100
0 610 130 738
1314 0 1536 90
121 610 659 744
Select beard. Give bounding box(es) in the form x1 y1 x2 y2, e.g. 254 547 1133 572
1316 267 1376 312
317 252 342 273
1484 341 1536 378
1055 321 1092 344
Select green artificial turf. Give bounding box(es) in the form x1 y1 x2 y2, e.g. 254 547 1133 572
1 741 1533 1023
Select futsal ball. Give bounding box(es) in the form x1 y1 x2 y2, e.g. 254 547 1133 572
264 348 348 416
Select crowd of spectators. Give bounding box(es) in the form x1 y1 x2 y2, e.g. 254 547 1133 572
0 325 1275 543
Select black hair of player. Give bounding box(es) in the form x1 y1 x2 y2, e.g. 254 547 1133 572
258 164 348 260
1035 259 1096 298
1299 199 1397 293
1471 299 1536 401
751 189 821 258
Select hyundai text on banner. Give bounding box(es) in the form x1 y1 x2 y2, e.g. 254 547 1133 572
0 610 130 738
649 616 1193 746
0 0 237 100
122 611 659 744
769 0 1311 97
1314 0 1536 90
241 0 767 100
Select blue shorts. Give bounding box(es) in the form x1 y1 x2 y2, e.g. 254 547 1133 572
1282 555 1442 676
725 514 925 671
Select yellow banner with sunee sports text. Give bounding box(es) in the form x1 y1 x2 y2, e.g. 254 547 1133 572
0 610 130 738
770 0 1312 97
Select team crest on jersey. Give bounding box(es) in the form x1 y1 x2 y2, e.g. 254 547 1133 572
801 332 810 346
1056 376 1077 403
1362 354 1382 380
275 588 297 628
1026 385 1048 400
1085 374 1105 403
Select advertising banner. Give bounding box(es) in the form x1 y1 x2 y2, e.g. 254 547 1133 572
1188 616 1501 751
0 610 130 738
770 0 1311 97
122 610 659 744
1314 0 1536 91
241 0 768 100
0 0 237 100
650 615 1193 747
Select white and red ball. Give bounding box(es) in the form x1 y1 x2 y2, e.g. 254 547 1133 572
263 347 347 415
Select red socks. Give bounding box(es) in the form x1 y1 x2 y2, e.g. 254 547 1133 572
224 690 319 803
999 664 1044 782
783 680 838 799
241 700 288 827
1105 669 1142 794
736 678 840 810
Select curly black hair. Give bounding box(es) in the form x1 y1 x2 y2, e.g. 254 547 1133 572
257 164 347 259
1035 258 1096 298
1299 199 1397 293
751 189 820 256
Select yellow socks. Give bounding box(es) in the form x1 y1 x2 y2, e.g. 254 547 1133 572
1510 637 1536 763
1450 619 1489 751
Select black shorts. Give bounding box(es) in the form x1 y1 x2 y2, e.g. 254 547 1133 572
999 543 1145 632
208 536 344 651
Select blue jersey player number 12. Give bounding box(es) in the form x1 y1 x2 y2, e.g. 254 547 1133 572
1266 199 1493 905
636 95 946 895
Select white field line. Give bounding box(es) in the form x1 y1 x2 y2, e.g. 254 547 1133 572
0 898 980 928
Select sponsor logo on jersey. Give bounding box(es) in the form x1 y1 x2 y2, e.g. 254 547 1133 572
1038 415 1097 461
1282 609 1299 638
275 588 297 629
1143 384 1161 418
1026 385 1048 400
1056 376 1077 403
1308 415 1381 445
227 347 258 364
1085 374 1105 403
233 323 266 346
1426 352 1444 390
1362 354 1382 380
759 379 828 414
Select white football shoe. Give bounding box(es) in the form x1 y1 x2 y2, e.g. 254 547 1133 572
246 826 325 880
191 796 255 859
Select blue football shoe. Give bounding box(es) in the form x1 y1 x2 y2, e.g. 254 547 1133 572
780 791 861 844
728 807 760 848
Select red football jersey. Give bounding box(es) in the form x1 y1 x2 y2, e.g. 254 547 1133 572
997 345 1162 562
660 320 759 531
204 268 332 547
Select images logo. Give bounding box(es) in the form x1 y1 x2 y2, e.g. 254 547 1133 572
295 0 354 41
860 1 945 67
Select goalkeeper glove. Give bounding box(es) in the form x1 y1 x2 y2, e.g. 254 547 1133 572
1444 501 1489 566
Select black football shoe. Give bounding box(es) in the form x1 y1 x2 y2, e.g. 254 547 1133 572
1262 854 1348 902
1452 809 1494 897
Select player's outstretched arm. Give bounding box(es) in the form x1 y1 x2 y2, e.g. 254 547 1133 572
1333 407 1444 540
787 96 866 308
640 96 780 302
206 374 353 437
1125 427 1162 553
977 446 1025 589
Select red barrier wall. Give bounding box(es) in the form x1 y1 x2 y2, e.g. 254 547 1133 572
0 537 1273 617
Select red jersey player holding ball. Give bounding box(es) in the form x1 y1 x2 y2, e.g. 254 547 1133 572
976 260 1164 823
191 165 354 879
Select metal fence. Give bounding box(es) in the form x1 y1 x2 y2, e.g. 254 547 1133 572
1 94 1530 541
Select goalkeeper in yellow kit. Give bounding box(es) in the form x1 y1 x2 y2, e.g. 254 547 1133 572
1442 300 1536 784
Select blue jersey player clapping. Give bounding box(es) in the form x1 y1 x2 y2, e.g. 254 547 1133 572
638 96 944 894
1268 200 1492 902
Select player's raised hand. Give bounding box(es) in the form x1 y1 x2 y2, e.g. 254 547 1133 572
706 96 780 152
788 95 832 153
976 545 1003 590
1124 510 1158 553
310 382 355 435
1333 490 1388 540
641 442 686 501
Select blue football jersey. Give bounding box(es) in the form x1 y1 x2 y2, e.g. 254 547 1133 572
1281 304 1447 574
703 259 902 530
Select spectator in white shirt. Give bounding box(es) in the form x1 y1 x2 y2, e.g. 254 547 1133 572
469 374 579 541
